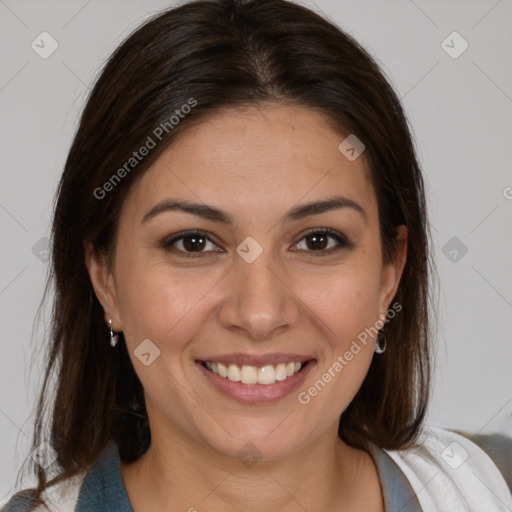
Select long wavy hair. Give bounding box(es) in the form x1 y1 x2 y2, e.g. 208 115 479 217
13 0 435 508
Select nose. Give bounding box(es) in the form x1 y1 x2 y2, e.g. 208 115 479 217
217 246 301 342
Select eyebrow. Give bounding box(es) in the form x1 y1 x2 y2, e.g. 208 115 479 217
141 195 367 225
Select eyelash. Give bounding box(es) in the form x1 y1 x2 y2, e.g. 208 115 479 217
161 228 352 258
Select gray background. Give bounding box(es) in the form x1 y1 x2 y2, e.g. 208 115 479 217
1 0 511 500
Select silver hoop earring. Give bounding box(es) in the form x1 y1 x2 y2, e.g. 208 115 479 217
375 329 386 354
108 318 119 347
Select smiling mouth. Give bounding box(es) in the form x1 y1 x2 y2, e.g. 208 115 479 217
200 360 310 385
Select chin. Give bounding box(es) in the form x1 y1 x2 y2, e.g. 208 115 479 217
196 417 312 463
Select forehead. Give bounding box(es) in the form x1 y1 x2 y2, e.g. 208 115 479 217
121 104 377 227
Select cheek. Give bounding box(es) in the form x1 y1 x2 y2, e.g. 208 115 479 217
294 254 382 397
295 269 380 424
112 258 215 415
299 259 382 340
113 250 224 354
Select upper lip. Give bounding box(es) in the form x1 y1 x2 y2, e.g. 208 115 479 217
197 353 315 367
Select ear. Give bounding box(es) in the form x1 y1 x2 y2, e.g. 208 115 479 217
378 225 407 317
84 241 121 331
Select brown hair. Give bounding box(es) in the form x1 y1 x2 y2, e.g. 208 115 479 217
13 0 434 507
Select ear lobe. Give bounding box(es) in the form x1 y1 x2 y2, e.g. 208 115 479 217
379 225 408 314
84 241 120 329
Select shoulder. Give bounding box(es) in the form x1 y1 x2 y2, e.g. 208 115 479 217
1 440 126 512
383 426 512 511
1 473 85 512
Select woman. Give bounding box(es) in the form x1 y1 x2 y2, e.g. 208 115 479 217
3 0 511 510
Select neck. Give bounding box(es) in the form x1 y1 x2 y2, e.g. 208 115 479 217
120 422 383 512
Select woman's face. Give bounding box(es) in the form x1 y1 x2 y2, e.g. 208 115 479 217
87 103 406 461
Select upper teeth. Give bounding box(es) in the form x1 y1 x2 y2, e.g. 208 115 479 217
205 361 303 385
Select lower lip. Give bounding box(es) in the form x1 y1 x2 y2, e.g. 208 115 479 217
196 360 316 404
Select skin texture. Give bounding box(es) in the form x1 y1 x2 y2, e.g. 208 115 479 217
86 103 407 511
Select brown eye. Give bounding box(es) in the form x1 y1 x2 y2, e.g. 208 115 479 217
303 232 330 251
162 231 221 256
181 234 207 251
294 229 351 255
